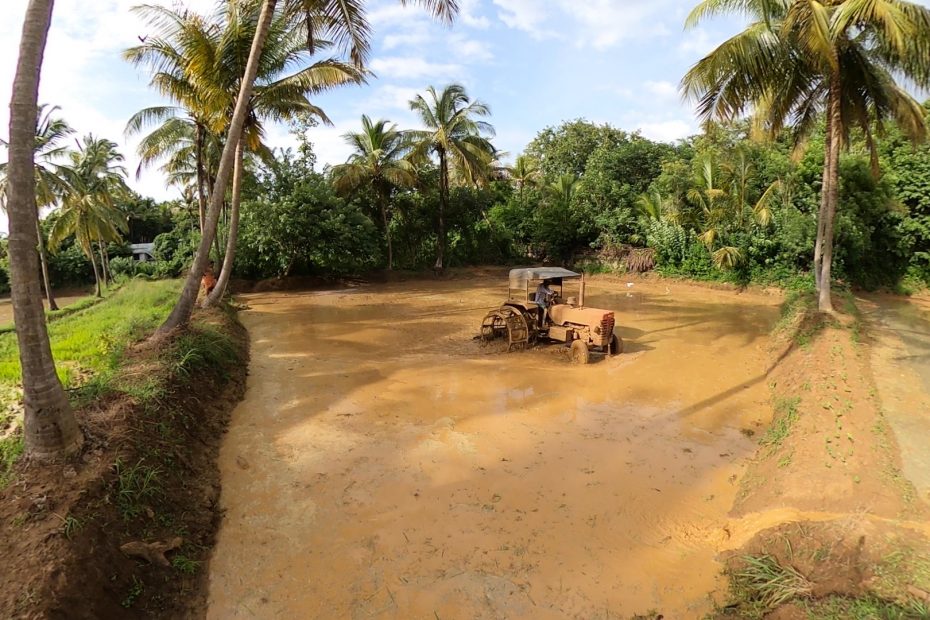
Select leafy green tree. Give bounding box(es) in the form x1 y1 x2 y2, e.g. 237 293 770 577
49 136 130 297
237 149 379 278
683 0 930 310
331 115 416 269
407 83 497 272
526 119 630 178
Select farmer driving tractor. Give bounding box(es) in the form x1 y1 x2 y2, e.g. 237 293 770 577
534 279 557 328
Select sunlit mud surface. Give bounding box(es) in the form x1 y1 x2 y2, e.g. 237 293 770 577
207 277 782 618
861 295 930 503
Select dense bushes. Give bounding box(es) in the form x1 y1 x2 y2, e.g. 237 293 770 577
17 107 930 292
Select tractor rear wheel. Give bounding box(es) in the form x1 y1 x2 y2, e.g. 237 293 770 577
570 339 590 365
608 333 623 356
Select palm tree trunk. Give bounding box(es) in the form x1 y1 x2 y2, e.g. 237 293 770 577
819 74 842 313
36 219 57 311
158 0 277 334
97 242 109 289
206 138 244 306
6 0 82 458
195 122 207 233
813 105 832 293
380 189 393 270
88 245 102 298
436 149 448 274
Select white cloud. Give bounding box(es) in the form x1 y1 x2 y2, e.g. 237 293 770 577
678 27 720 58
369 56 464 80
450 34 494 62
644 80 679 99
491 0 552 38
634 119 694 142
459 0 491 29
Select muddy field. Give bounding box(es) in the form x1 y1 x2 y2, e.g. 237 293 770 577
206 276 786 618
0 290 91 325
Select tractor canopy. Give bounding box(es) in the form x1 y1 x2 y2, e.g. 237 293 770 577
508 267 580 289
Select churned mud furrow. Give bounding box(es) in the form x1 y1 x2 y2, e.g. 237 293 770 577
206 278 781 618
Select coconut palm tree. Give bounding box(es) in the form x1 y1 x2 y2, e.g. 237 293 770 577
0 104 75 311
509 154 541 210
407 83 496 273
331 115 416 270
682 0 930 311
49 136 130 297
6 0 83 458
206 2 366 305
124 5 221 233
157 0 458 331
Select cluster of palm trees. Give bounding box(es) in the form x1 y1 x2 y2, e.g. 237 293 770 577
682 0 930 311
125 1 366 304
6 0 459 459
636 147 783 270
1 106 130 304
331 83 497 271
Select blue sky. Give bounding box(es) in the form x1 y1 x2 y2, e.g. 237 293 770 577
1 0 928 209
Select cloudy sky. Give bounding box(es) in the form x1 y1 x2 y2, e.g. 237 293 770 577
1 0 925 209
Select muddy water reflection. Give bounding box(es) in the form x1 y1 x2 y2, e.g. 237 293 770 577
207 279 781 619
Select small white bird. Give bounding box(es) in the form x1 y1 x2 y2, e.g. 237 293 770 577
626 282 634 288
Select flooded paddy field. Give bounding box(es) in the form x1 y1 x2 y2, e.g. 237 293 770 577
207 276 782 618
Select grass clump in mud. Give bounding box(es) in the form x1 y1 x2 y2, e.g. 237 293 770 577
716 554 813 619
760 396 801 455
774 290 831 348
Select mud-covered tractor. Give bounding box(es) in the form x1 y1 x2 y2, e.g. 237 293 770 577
480 267 622 364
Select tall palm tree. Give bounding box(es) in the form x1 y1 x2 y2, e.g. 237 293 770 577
124 5 221 233
49 136 130 297
331 115 416 270
157 0 458 331
0 104 75 310
206 1 366 305
407 83 496 272
682 0 930 311
509 154 541 210
6 0 83 458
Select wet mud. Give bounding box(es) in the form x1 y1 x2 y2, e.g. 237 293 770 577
860 295 930 503
207 278 783 618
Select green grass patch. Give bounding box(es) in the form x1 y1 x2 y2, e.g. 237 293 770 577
0 280 181 488
718 554 814 619
774 290 833 347
760 396 801 456
0 279 181 396
799 594 930 619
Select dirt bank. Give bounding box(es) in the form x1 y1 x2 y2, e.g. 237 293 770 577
208 277 782 618
0 307 248 618
710 292 930 617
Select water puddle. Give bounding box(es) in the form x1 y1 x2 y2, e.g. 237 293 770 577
208 278 782 618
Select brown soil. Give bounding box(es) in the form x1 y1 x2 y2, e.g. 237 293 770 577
207 276 782 618
0 306 248 619
732 304 925 520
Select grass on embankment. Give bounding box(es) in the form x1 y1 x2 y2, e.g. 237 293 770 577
714 289 930 619
0 279 181 486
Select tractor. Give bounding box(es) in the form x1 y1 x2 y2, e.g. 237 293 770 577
479 267 622 364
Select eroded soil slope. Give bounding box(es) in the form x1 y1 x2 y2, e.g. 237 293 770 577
208 277 782 618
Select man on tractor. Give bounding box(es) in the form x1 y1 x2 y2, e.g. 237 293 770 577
534 279 556 328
